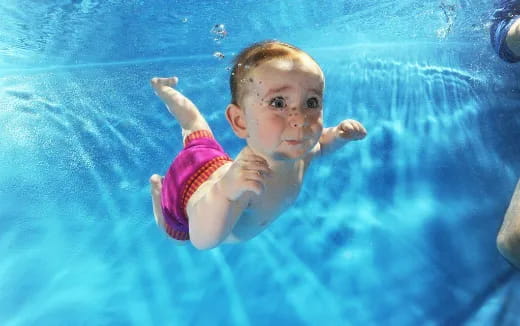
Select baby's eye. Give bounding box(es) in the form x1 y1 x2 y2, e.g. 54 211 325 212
306 97 320 109
269 96 287 109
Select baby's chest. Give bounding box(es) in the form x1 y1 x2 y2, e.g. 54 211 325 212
229 180 302 241
251 175 302 217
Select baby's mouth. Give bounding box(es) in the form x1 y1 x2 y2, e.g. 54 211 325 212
285 139 304 145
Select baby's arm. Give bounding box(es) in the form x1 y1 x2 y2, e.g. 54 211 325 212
318 119 367 156
506 18 520 56
187 147 271 250
497 179 520 269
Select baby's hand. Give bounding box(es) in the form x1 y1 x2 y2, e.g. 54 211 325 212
337 119 367 141
219 147 272 201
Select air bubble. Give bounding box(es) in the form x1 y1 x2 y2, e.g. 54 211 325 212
213 51 225 59
210 24 228 41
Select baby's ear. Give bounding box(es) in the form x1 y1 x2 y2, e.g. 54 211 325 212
225 104 248 139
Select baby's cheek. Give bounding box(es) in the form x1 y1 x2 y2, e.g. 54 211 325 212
310 114 323 130
260 116 285 139
272 115 288 131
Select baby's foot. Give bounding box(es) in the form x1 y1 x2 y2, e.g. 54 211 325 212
150 175 187 245
150 174 167 229
150 76 178 97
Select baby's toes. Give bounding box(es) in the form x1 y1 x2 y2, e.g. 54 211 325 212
166 76 178 87
150 76 178 89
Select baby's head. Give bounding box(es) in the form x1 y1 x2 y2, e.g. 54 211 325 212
226 40 325 161
229 40 324 107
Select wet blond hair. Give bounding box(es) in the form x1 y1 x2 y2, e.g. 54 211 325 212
229 40 321 106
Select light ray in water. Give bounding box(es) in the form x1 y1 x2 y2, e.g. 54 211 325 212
0 54 212 74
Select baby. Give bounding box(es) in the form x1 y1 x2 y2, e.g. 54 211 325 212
149 40 367 250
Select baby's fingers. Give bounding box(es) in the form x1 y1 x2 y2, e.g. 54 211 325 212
237 164 269 195
339 120 354 131
242 181 264 195
240 159 272 176
350 121 367 136
223 161 266 199
243 174 266 195
239 149 272 174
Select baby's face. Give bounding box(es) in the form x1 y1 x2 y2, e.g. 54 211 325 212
241 57 324 161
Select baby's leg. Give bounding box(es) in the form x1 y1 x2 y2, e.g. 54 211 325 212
151 77 212 141
149 174 186 245
150 174 166 228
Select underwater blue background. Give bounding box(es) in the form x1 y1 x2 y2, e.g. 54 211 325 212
1 0 520 325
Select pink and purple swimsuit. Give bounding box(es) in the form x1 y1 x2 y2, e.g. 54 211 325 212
161 130 232 240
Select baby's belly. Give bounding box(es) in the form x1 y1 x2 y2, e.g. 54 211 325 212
224 210 271 242
225 178 302 243
225 196 297 242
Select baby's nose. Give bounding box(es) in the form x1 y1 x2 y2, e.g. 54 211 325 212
288 108 306 128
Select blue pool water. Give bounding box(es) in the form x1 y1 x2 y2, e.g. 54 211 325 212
1 1 520 325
